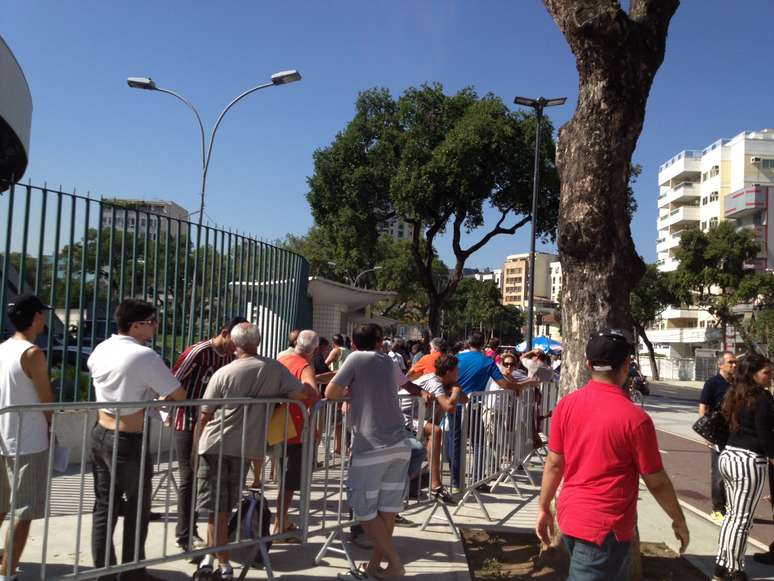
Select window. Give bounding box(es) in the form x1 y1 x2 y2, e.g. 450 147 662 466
702 171 709 182
702 196 708 205
709 217 718 229
762 159 774 169
710 165 720 177
701 221 707 230
710 191 719 202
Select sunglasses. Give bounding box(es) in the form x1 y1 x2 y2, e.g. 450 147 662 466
502 361 516 367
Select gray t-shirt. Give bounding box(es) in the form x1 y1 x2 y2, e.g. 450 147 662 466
198 355 302 458
331 351 408 454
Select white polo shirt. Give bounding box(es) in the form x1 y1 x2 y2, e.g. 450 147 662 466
88 334 179 415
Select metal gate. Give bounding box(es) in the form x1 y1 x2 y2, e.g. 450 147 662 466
0 182 309 401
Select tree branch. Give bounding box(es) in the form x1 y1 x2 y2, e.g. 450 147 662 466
458 210 531 261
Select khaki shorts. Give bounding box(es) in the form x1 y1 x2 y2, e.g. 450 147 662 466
0 449 49 520
196 454 249 515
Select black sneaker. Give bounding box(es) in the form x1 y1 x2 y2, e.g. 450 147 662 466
394 514 412 526
711 564 728 580
476 483 491 493
731 573 748 581
753 550 774 565
431 485 455 504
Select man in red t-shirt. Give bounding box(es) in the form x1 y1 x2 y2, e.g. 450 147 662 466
276 329 321 537
535 329 689 580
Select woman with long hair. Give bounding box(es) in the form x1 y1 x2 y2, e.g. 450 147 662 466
714 353 773 580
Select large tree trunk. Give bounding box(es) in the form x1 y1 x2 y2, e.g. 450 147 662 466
636 322 660 381
544 0 679 396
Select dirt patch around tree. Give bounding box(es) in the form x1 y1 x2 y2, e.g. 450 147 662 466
460 528 707 580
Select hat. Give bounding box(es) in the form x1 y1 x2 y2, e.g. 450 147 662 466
7 295 52 320
586 329 633 372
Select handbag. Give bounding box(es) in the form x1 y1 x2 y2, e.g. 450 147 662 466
692 409 729 447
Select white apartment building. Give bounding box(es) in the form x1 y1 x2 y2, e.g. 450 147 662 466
651 129 774 367
101 199 190 240
377 216 412 241
549 261 562 303
464 267 502 288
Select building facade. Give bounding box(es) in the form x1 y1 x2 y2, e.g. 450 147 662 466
549 261 562 303
101 199 190 240
377 216 412 241
501 252 556 308
651 128 774 367
463 267 502 289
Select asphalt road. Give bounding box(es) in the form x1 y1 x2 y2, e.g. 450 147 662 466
645 381 774 546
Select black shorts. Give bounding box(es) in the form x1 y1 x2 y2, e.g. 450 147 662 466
278 443 303 491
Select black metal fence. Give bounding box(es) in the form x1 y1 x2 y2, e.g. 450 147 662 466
1 182 309 401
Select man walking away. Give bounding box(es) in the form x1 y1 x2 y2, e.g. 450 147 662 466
326 324 430 579
699 351 736 523
88 299 186 581
171 316 246 551
194 323 316 580
536 329 689 580
276 329 321 537
0 295 54 580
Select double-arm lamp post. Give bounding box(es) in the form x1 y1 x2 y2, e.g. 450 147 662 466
127 70 302 342
512 96 566 350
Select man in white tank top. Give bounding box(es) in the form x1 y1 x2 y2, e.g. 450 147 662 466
0 294 54 580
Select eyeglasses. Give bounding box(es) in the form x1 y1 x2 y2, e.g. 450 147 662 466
502 362 515 367
136 318 157 326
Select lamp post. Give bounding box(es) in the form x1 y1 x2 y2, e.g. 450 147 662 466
128 70 302 342
513 96 566 350
326 262 383 288
353 266 383 288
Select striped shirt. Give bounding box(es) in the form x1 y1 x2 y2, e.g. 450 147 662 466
172 339 234 431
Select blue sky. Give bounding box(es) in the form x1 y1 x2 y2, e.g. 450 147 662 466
3 1 773 269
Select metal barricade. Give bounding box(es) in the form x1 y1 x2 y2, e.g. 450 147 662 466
0 397 310 580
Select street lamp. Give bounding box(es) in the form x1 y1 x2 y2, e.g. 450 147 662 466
326 262 383 287
128 69 302 342
353 266 383 288
513 95 566 351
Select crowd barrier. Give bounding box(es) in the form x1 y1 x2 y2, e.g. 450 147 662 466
0 381 560 580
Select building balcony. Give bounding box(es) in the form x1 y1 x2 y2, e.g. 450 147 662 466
645 327 722 344
658 181 700 209
724 185 768 218
657 258 680 272
658 150 702 186
658 206 700 230
660 306 700 320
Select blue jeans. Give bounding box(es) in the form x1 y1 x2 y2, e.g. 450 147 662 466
563 532 631 581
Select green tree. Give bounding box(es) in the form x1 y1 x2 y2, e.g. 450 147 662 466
307 83 558 334
441 278 524 344
673 222 762 350
629 264 682 381
736 271 774 353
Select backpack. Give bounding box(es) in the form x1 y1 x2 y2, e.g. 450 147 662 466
226 490 273 565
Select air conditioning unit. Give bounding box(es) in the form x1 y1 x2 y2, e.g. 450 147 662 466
751 157 762 163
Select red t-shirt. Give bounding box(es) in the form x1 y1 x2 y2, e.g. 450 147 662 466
278 353 313 445
548 380 663 545
410 351 442 376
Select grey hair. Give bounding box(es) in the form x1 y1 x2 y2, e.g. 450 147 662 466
430 337 446 352
382 339 393 351
295 329 319 354
231 322 261 350
718 351 735 365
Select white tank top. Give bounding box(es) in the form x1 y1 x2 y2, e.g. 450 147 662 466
0 338 49 456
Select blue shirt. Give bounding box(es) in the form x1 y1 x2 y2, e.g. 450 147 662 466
456 351 503 394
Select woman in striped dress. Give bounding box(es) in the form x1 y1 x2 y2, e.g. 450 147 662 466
714 353 773 581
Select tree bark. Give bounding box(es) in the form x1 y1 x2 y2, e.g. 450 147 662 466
543 0 679 396
635 322 660 381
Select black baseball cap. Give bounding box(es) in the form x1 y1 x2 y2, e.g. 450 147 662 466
6 294 52 319
586 329 634 371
